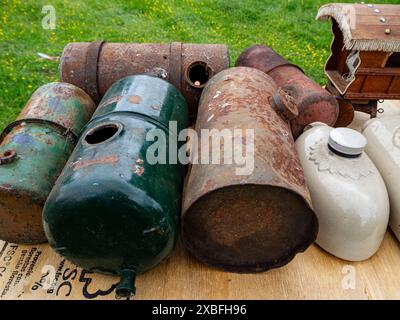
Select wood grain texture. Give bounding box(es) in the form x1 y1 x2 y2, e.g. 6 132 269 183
0 231 399 300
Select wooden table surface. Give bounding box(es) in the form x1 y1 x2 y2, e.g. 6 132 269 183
1 230 400 300
1 101 400 300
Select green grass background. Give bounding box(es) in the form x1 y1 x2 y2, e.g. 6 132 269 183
0 0 399 129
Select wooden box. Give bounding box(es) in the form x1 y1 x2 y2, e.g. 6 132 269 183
317 3 400 101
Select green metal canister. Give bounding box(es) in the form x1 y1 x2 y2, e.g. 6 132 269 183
0 83 96 244
43 75 188 298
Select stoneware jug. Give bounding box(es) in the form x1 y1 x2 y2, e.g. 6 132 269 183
363 115 400 242
295 122 389 261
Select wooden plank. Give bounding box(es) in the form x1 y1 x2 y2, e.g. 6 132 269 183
388 76 400 94
357 68 400 76
326 70 349 94
361 75 394 94
0 231 400 300
344 92 400 100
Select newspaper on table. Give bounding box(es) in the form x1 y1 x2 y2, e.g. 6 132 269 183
0 240 119 300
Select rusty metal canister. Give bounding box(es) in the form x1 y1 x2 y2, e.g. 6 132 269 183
0 83 96 244
60 42 230 120
236 45 338 138
181 67 318 273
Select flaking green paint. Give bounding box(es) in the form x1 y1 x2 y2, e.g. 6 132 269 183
43 75 188 298
0 82 95 244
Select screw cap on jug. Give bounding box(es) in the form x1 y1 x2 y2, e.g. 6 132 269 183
328 128 367 156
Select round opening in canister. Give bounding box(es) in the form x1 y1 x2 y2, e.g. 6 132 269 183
0 149 17 164
84 123 122 145
185 61 213 88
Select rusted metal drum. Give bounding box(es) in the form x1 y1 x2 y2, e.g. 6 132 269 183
0 83 96 244
181 67 318 273
333 98 355 127
60 42 230 120
236 45 339 138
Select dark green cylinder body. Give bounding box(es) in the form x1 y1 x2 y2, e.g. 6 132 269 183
43 75 188 297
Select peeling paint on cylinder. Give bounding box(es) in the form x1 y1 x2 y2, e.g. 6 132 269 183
236 45 339 138
0 83 96 244
181 67 318 273
43 75 188 297
60 42 230 120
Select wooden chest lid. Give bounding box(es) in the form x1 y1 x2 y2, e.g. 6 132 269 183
317 3 400 52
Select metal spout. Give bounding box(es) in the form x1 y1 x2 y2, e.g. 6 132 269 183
116 269 137 299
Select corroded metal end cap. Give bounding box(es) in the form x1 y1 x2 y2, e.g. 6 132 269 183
235 44 304 74
270 89 299 121
182 185 318 273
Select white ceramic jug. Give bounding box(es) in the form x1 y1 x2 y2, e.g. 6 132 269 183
363 116 400 242
295 122 390 261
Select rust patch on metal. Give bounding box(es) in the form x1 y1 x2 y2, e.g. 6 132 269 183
16 83 96 137
84 41 105 103
72 155 119 170
128 95 141 104
60 42 230 121
269 89 299 121
334 98 355 127
132 158 145 176
236 45 339 138
169 42 182 94
181 67 318 273
0 82 95 244
0 188 46 243
0 183 13 191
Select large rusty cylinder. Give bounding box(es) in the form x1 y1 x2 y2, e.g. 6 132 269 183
235 45 339 138
60 42 230 120
181 67 318 273
43 75 188 298
0 83 96 244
